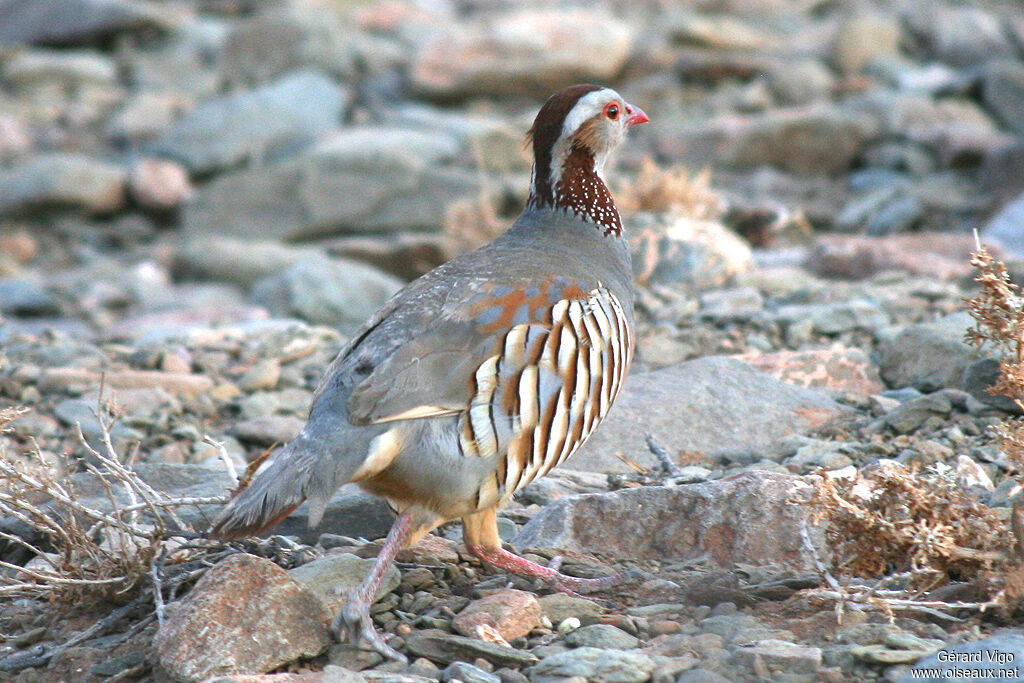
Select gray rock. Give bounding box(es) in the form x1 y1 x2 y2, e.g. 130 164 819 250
53 397 143 444
961 357 1020 413
154 553 331 682
229 414 305 446
528 647 656 683
571 356 850 473
984 190 1024 258
676 670 733 683
982 60 1024 136
298 128 464 235
181 129 478 239
2 49 117 88
668 105 876 176
0 0 169 47
175 236 322 289
771 299 890 335
149 70 348 174
218 8 356 87
830 13 901 74
181 162 307 241
289 553 400 615
411 9 634 100
699 287 765 320
901 631 1024 682
730 639 822 675
877 312 977 392
514 472 827 573
867 195 923 235
883 392 954 434
765 59 835 106
0 154 126 216
566 624 641 650
250 255 404 330
905 6 1017 67
404 629 538 668
0 278 59 316
441 661 501 683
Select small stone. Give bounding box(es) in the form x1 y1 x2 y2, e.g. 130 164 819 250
730 639 822 674
538 594 605 625
238 359 282 393
565 624 640 650
129 158 192 211
397 534 460 565
452 589 542 642
404 629 538 668
955 455 994 491
0 153 126 217
441 661 500 683
230 415 305 446
831 13 901 74
649 620 683 636
851 644 926 665
558 617 582 635
528 647 656 683
289 553 400 616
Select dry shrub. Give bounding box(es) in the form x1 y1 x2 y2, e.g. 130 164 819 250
441 192 509 257
964 242 1024 470
809 462 1009 591
0 401 230 606
801 240 1024 621
615 158 721 219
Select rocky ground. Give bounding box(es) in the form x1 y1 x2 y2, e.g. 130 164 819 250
3 0 1024 681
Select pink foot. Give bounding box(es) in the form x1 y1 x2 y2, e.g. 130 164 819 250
467 544 639 597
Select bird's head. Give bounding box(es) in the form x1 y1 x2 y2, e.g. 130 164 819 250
526 84 648 234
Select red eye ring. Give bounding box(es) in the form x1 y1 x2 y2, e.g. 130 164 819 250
603 102 620 120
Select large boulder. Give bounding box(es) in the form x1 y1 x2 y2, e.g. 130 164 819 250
149 70 348 175
570 356 852 473
410 9 634 100
514 471 827 572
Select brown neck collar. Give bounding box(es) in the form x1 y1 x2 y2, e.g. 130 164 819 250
527 143 622 237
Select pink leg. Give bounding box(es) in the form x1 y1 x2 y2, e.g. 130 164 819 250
462 509 640 599
466 543 631 596
331 509 413 662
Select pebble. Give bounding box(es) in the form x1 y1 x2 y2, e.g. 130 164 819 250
564 624 640 650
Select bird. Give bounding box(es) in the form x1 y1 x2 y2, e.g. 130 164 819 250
210 83 649 660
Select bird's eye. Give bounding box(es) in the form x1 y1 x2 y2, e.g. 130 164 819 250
604 102 620 120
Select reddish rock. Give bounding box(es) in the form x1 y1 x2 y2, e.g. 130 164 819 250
129 158 192 211
805 232 983 281
204 667 365 683
397 533 460 565
452 589 542 642
411 9 633 99
736 346 883 396
38 367 213 397
154 553 331 683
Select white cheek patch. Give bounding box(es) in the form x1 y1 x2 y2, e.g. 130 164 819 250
549 88 624 187
561 88 620 139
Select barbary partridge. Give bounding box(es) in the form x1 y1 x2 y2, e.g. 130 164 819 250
210 84 649 659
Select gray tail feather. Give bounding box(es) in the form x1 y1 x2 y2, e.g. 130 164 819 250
208 432 348 539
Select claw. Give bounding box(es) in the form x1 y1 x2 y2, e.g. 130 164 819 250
331 590 407 663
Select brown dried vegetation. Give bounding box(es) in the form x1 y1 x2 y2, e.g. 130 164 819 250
803 240 1024 620
615 158 721 219
0 400 230 607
